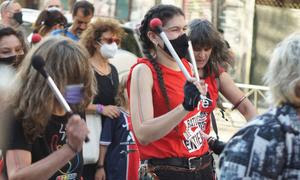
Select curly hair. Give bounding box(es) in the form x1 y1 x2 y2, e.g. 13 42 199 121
263 32 300 107
80 17 125 57
188 19 230 77
138 4 184 109
34 9 67 36
0 26 28 67
13 36 96 143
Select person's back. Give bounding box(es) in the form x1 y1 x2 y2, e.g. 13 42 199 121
34 9 67 37
219 32 300 179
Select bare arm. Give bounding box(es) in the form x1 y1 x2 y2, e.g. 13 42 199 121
219 72 257 121
95 145 107 180
86 104 97 114
97 145 107 167
6 146 75 180
86 104 120 119
130 64 189 145
6 115 89 180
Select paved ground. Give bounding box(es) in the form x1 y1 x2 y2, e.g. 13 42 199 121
211 107 268 176
211 107 268 141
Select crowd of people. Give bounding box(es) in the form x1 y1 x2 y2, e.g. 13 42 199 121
0 0 299 180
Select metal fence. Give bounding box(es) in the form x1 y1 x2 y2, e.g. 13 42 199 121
216 83 270 129
219 83 270 111
256 0 300 9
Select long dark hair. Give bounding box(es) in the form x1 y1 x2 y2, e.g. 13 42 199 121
189 19 230 77
34 9 67 36
139 4 184 109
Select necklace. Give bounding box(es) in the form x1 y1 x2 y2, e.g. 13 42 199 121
92 65 114 86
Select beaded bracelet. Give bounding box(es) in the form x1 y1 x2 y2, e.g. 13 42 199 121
96 104 104 114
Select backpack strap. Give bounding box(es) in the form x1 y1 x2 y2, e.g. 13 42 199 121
211 77 221 140
211 112 219 140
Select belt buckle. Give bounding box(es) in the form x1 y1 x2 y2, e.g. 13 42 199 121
188 157 197 170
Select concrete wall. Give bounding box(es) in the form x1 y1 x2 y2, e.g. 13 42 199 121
251 5 300 85
218 0 255 84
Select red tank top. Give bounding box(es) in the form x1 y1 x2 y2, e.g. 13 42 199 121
127 58 219 160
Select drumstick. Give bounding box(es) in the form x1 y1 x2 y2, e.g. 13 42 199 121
150 18 193 81
32 55 89 142
188 41 200 82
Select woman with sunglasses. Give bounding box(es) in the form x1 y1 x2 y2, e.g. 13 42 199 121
80 18 124 180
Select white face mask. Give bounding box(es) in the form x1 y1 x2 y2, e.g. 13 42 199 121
99 42 118 59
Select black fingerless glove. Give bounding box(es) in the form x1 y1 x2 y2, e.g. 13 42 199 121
182 81 201 111
207 137 226 155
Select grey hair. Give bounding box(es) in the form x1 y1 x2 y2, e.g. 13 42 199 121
43 0 62 9
0 0 13 15
263 32 300 107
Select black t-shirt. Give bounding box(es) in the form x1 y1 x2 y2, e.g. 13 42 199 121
6 114 83 180
92 64 119 106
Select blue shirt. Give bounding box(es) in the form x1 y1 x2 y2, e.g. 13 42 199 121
51 28 79 41
219 104 300 179
100 111 139 180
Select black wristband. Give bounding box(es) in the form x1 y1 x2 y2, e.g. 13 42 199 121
96 164 104 169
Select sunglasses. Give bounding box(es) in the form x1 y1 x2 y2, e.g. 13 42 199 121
100 37 120 45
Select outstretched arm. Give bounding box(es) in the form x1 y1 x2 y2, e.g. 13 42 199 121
219 72 257 121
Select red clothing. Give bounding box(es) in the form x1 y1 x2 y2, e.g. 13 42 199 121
126 116 140 180
127 58 219 160
0 158 3 175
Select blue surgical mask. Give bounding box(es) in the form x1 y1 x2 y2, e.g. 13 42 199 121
64 84 84 104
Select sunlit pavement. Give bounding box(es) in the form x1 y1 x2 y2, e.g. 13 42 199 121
212 107 268 176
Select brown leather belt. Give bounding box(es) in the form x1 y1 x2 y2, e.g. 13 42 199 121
148 152 212 171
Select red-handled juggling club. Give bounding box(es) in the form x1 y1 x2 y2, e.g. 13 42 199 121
149 18 193 81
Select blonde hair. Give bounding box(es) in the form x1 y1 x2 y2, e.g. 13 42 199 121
263 32 300 107
13 36 96 143
80 17 125 56
115 73 129 108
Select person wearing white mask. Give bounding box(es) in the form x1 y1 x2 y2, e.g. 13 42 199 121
43 0 63 12
79 18 124 180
